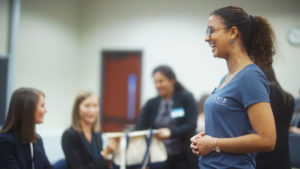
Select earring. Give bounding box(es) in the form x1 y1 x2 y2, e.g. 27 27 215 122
229 38 234 45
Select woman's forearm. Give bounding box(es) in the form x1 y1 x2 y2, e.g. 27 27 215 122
217 133 275 154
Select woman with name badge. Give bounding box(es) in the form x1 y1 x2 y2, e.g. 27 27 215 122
136 65 199 169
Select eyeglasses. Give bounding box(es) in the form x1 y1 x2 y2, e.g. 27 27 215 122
206 25 227 37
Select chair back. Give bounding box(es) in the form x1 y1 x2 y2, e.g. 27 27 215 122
53 159 67 169
289 133 300 168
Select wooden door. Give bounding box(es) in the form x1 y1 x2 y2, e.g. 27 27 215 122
101 51 142 132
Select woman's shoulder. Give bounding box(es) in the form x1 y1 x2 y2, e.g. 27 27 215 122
239 64 268 85
242 64 265 77
145 96 161 105
62 127 80 139
0 132 14 142
94 131 103 137
0 132 17 147
174 90 194 99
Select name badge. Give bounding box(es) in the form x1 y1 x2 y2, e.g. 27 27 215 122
170 108 185 118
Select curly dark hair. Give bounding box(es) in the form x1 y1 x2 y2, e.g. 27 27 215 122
211 6 276 69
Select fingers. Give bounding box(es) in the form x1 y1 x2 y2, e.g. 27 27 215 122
200 131 205 136
190 142 201 156
107 138 120 150
190 133 200 142
157 128 171 139
190 142 197 149
190 132 205 143
192 148 201 156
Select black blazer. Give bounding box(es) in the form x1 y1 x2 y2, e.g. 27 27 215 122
0 132 52 169
256 84 294 169
61 127 109 169
136 90 198 166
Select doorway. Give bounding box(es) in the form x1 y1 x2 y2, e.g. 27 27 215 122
100 51 142 132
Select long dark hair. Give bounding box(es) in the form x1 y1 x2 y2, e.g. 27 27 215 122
0 88 44 144
211 6 276 69
262 67 293 106
152 65 185 92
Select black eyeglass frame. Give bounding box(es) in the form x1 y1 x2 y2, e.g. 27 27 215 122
206 25 227 37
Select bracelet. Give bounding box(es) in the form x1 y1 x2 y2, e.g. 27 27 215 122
214 138 221 153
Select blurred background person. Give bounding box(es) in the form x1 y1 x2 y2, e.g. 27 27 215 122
136 65 199 169
255 66 294 169
196 94 209 133
0 88 52 169
62 91 117 169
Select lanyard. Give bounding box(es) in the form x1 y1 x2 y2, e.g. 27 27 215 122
30 143 35 169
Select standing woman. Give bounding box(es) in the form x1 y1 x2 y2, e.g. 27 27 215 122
0 88 52 169
255 67 294 169
190 6 276 169
62 91 117 169
136 65 199 169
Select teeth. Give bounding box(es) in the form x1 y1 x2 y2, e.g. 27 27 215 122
210 44 216 48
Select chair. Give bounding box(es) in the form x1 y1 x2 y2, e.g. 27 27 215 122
53 159 67 169
289 133 300 168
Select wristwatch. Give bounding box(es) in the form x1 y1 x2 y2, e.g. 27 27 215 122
215 138 221 153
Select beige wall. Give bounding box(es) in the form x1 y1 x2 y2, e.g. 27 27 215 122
0 0 9 56
80 0 300 102
16 0 82 129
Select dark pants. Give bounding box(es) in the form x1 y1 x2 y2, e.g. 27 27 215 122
163 153 199 169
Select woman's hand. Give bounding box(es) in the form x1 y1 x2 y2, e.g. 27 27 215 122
290 126 300 134
190 132 215 156
107 138 119 152
157 128 171 139
102 138 119 159
190 131 205 142
190 132 205 156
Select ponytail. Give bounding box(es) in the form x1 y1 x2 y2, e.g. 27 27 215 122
249 16 276 69
211 6 276 69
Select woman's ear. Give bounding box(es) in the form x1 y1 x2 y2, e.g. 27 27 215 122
170 79 176 85
230 26 239 39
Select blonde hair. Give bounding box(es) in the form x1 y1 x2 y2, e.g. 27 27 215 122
71 90 101 132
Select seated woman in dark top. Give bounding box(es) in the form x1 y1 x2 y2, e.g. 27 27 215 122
62 91 117 169
0 87 52 169
255 66 294 169
136 65 199 169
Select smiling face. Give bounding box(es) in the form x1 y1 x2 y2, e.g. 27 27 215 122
153 72 175 99
34 95 47 124
79 95 99 126
205 15 231 58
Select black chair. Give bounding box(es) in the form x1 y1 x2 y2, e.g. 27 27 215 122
289 133 300 168
53 159 67 169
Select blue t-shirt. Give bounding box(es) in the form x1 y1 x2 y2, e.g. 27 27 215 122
199 64 270 169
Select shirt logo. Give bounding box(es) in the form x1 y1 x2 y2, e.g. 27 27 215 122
215 96 227 105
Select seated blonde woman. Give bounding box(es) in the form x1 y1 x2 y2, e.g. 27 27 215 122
62 91 117 169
